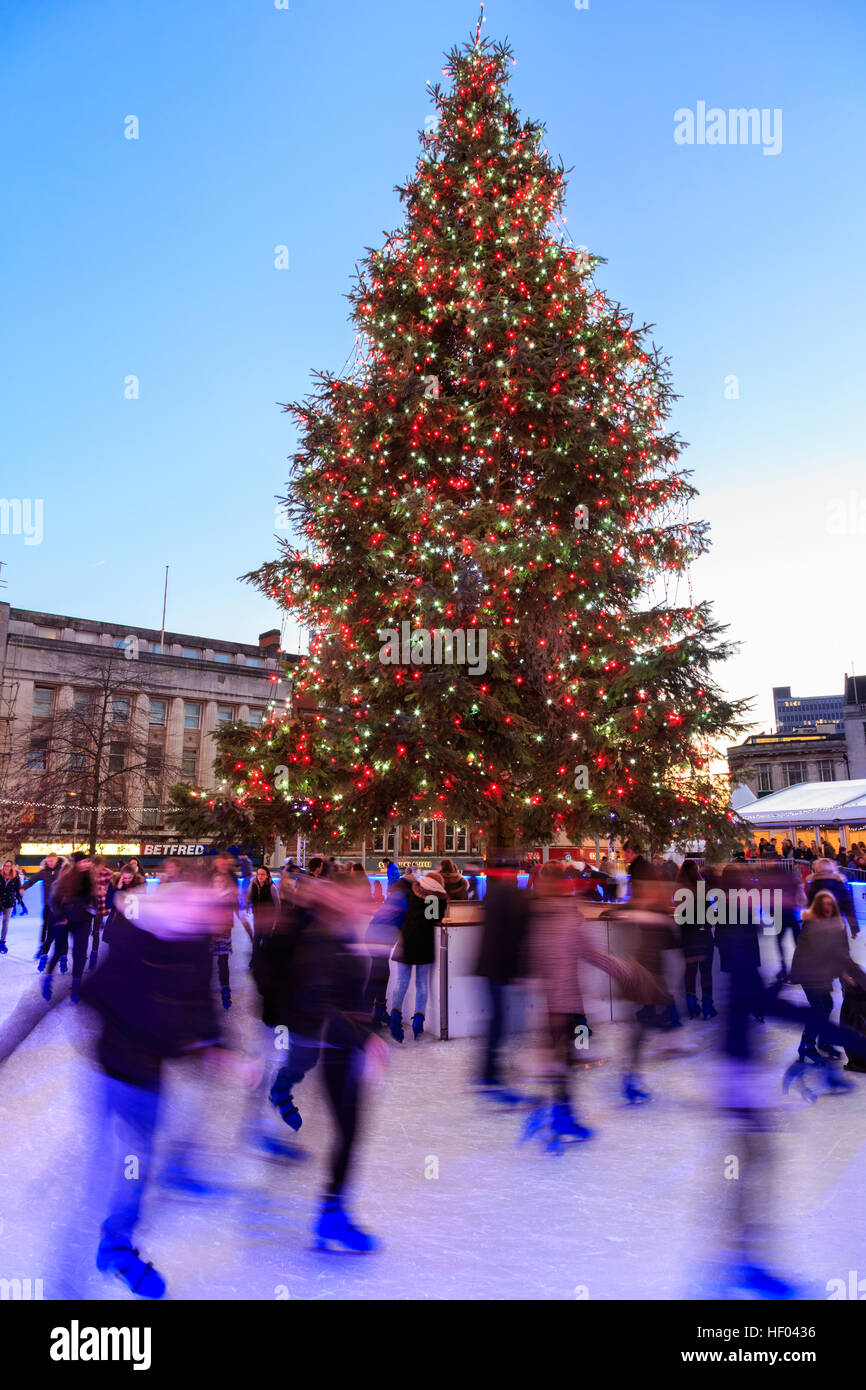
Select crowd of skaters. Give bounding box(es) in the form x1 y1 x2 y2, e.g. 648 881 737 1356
2 836 866 1300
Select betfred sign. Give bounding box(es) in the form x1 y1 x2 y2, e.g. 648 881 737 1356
140 842 207 857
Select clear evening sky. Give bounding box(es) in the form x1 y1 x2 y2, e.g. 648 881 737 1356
2 0 864 736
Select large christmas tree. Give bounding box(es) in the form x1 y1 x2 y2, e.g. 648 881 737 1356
195 23 747 855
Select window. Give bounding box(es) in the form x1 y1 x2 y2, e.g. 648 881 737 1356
245 656 261 668
73 690 92 718
247 709 265 729
112 695 131 723
217 705 234 725
181 647 201 660
818 760 835 783
27 742 48 771
183 702 201 730
214 652 231 664
374 826 397 854
113 636 128 649
149 641 165 655
142 797 160 829
38 628 61 640
146 747 163 774
410 819 434 853
149 699 166 726
32 687 54 719
181 747 198 780
74 631 97 644
108 742 126 776
782 761 808 788
69 748 86 771
444 823 468 854
756 766 773 794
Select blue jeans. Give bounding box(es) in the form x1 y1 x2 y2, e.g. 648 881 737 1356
97 1075 161 1252
392 962 432 1016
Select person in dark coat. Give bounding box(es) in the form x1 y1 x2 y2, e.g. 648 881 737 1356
623 840 657 897
0 859 25 954
475 860 530 1098
363 871 413 1028
388 874 447 1041
21 852 63 968
76 877 226 1298
103 864 146 947
790 891 866 1062
251 874 384 1251
249 879 327 1137
243 865 280 940
43 854 96 1001
438 858 469 900
676 859 716 1019
805 859 859 938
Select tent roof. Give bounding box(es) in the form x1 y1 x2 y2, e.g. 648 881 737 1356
737 779 866 827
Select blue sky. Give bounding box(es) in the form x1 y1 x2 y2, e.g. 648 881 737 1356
2 0 864 733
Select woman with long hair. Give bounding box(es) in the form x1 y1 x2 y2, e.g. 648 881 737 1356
43 854 97 1002
243 864 280 943
805 857 859 938
438 858 469 900
388 874 448 1042
0 859 24 955
790 889 866 1064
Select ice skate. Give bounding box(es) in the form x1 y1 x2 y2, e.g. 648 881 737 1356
314 1198 380 1253
549 1101 593 1146
268 1079 303 1131
622 1073 651 1105
96 1243 166 1299
519 1103 550 1145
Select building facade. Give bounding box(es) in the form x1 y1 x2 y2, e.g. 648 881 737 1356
0 603 293 855
727 730 850 801
843 675 866 780
772 684 844 734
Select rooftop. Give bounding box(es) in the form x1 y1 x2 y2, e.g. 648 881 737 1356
737 778 866 827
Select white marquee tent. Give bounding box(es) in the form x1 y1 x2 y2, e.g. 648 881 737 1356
737 779 866 830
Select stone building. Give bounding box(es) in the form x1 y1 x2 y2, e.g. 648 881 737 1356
727 729 850 801
0 602 294 853
843 675 866 780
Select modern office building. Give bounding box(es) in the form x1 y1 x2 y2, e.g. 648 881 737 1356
772 684 844 734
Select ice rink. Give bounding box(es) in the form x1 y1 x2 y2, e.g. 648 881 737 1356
1 907 865 1302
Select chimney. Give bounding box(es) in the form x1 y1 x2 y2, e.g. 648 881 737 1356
259 628 281 655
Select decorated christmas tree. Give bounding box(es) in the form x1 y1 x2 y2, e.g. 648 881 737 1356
187 20 747 856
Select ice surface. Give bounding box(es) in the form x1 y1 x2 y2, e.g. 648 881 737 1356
1 910 865 1301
